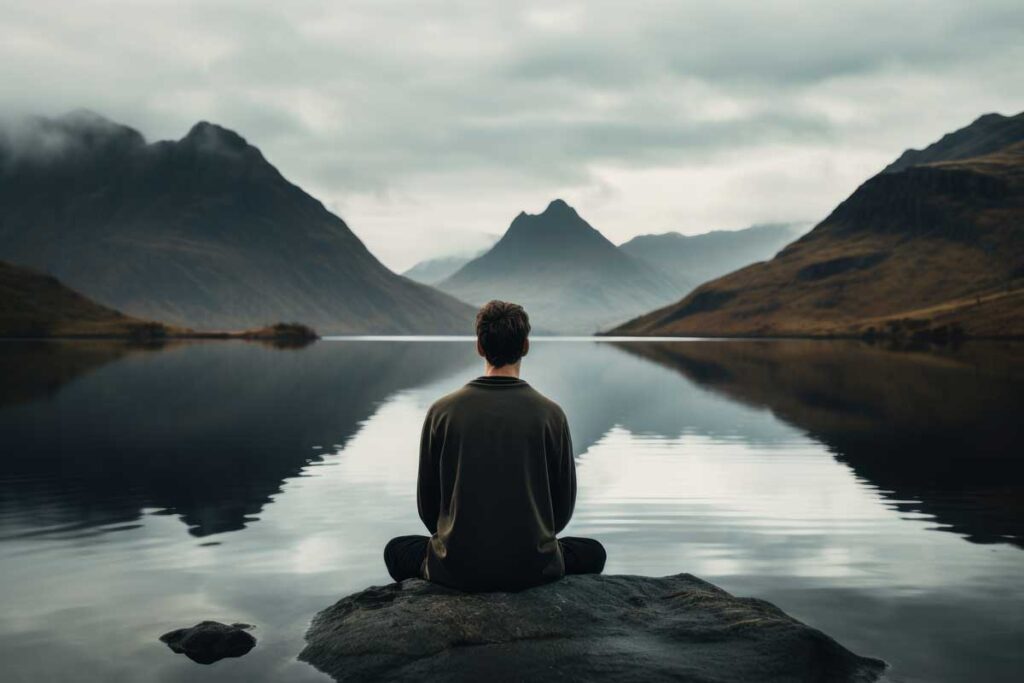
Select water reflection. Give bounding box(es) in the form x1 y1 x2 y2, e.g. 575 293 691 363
615 340 1024 549
1 339 1022 683
0 340 475 537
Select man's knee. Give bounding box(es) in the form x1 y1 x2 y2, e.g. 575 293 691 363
560 536 606 575
383 537 402 575
384 535 428 582
583 538 607 573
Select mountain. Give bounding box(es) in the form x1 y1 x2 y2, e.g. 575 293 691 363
437 199 679 333
402 237 499 285
0 260 164 337
619 223 807 293
612 113 1024 338
403 254 477 285
883 112 1024 174
0 111 475 334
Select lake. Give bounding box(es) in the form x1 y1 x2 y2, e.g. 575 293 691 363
0 338 1022 682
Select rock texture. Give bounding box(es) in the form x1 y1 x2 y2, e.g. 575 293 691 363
159 621 256 664
300 574 886 682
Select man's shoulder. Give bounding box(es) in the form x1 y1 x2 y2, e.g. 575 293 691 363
523 385 567 421
427 384 474 414
428 381 567 422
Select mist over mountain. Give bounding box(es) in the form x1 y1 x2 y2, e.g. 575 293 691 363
404 255 477 285
402 237 498 285
619 223 808 294
0 111 475 334
437 199 679 333
613 111 1024 338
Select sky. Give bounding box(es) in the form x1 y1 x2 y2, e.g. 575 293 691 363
1 1 1022 271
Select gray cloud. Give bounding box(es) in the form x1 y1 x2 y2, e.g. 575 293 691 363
0 0 1021 269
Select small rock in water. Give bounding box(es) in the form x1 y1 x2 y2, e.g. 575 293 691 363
159 621 256 664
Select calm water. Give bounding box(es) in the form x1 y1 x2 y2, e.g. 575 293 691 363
0 338 1022 682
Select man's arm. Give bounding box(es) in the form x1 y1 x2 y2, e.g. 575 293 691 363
551 413 577 534
416 408 440 534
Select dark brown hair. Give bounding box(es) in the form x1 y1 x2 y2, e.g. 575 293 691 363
475 300 531 367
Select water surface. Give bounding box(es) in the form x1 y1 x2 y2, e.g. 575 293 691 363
0 338 1021 682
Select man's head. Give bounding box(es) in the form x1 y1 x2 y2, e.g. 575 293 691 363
475 300 530 369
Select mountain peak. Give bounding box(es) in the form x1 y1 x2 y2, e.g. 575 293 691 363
183 121 250 152
883 109 1024 174
505 199 595 240
545 198 571 210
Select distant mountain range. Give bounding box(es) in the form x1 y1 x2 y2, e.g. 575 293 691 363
403 254 479 285
619 223 807 293
437 199 680 333
0 110 475 334
612 111 1024 338
402 239 498 285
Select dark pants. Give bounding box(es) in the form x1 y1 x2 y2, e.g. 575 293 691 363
383 535 607 583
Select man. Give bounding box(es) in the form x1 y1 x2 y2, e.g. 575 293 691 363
384 300 606 591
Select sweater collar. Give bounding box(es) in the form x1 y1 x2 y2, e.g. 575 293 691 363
469 376 528 387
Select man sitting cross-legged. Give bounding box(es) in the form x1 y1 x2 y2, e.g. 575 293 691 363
384 300 606 592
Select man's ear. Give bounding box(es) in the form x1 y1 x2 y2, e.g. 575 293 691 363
476 340 485 358
522 338 530 357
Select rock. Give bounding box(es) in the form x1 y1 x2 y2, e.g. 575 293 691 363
159 621 256 664
299 574 886 682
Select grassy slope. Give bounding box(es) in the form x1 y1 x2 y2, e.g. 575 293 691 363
611 143 1024 338
0 260 168 337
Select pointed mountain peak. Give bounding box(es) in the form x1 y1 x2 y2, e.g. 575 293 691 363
495 199 617 256
543 198 574 214
183 121 250 152
508 199 586 233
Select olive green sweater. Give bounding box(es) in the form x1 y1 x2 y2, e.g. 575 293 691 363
417 376 576 591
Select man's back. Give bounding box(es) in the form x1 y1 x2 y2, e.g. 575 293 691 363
417 376 576 591
383 300 603 591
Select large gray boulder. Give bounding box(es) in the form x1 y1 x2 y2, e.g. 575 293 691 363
299 574 886 682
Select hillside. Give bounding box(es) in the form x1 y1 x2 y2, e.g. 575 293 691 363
0 111 475 334
438 199 678 333
883 111 1024 174
619 223 806 293
0 260 167 337
612 116 1024 338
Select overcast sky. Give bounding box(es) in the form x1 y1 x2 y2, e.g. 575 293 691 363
1 1 1021 270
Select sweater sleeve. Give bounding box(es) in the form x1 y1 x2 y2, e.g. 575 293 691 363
416 408 440 534
551 412 577 534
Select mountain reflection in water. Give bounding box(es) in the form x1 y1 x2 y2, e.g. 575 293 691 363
0 340 475 537
1 338 1022 683
616 340 1024 549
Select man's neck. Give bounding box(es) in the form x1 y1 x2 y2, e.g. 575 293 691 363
484 363 520 379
